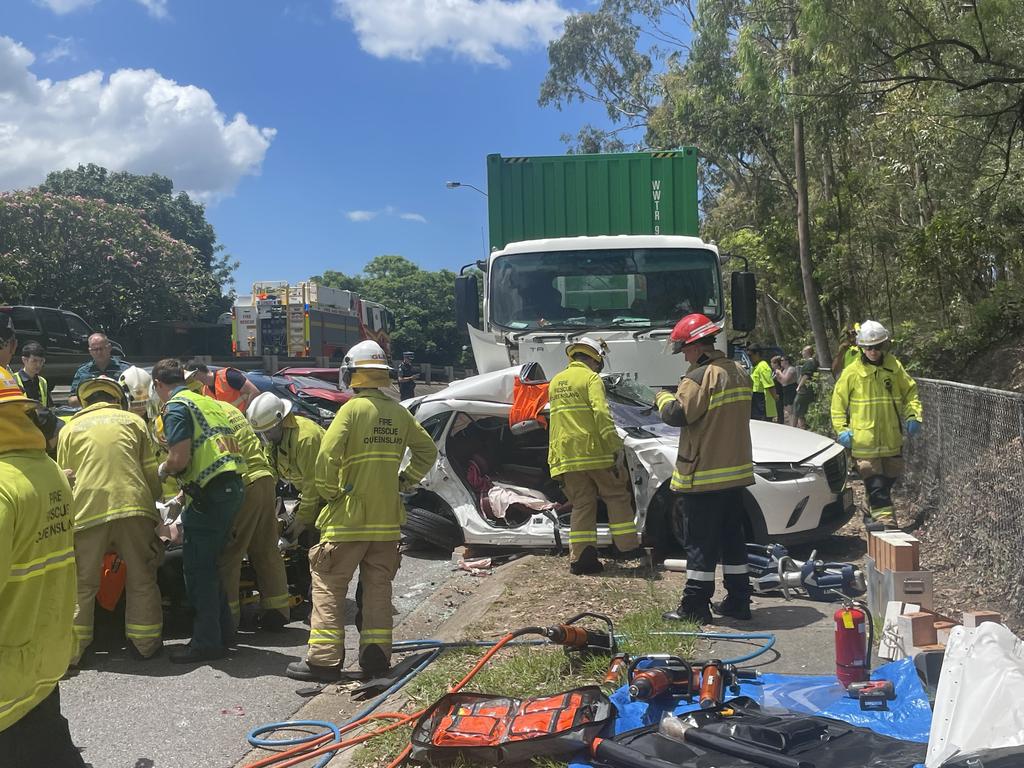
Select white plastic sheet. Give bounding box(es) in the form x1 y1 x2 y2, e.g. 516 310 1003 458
927 622 1024 766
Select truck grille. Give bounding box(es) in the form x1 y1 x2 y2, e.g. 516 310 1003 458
823 453 847 494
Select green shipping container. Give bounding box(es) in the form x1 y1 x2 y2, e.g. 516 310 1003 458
486 149 699 251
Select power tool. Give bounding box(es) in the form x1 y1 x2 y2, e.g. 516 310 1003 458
542 612 617 656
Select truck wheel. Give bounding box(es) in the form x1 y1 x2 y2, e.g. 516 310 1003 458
402 506 464 553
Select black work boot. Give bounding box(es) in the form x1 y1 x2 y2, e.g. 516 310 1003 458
713 595 752 620
863 513 885 533
569 546 604 575
662 600 712 625
285 660 342 682
359 644 390 677
169 644 227 664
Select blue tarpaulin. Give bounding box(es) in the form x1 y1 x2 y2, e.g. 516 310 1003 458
570 658 931 768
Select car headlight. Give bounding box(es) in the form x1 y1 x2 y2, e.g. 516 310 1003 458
753 464 814 482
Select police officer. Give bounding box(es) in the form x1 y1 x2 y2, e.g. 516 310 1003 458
748 346 778 422
397 352 417 400
57 376 164 664
656 314 755 624
0 366 84 766
283 340 436 682
548 337 640 575
68 333 130 406
214 398 291 631
14 342 49 407
152 358 244 664
831 320 922 532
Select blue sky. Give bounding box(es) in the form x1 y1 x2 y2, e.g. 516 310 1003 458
1 0 623 292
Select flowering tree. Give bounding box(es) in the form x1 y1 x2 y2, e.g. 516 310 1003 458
0 190 221 334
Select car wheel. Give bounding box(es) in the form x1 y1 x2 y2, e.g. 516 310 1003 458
402 505 465 553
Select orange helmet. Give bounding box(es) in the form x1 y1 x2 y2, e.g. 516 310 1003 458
669 313 720 354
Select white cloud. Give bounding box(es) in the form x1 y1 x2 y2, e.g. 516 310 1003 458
334 0 570 67
346 206 428 223
134 0 169 18
35 0 97 14
42 36 76 64
346 210 379 221
0 36 275 199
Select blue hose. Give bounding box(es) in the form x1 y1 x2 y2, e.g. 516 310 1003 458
247 720 341 768
638 631 777 665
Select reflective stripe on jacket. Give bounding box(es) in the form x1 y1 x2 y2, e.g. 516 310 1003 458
215 399 274 485
0 450 76 731
547 361 622 477
56 403 162 531
167 389 242 489
655 350 754 493
272 415 325 524
14 372 48 407
314 389 437 542
830 352 922 459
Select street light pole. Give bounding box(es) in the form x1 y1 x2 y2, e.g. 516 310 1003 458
445 181 488 197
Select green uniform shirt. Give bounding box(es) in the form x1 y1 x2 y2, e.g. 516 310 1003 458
0 450 76 731
314 389 437 542
547 361 622 477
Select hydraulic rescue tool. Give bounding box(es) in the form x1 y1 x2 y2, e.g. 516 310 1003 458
625 655 744 705
541 612 617 656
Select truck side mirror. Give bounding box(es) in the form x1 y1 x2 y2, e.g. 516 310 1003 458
455 274 480 334
731 271 757 332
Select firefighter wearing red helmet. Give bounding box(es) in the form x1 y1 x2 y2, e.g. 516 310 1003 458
655 313 755 624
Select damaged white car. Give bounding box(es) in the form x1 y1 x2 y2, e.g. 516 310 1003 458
400 364 854 554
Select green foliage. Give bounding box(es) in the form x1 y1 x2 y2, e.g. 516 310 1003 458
314 255 460 362
0 190 222 334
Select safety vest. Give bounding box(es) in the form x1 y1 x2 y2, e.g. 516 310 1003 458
215 399 274 485
830 353 923 459
655 351 755 493
314 389 437 542
167 389 242 489
13 371 48 407
0 450 76 732
56 402 162 531
205 368 247 410
750 360 777 419
547 361 622 477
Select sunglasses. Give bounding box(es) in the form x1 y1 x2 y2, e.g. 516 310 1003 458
861 343 884 352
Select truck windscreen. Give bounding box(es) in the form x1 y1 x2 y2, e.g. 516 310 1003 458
489 248 721 331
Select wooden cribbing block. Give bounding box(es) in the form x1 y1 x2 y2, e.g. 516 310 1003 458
898 611 938 648
934 621 958 645
963 610 1001 628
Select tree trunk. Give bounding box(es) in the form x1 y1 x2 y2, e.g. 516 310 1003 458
793 112 832 367
761 292 785 348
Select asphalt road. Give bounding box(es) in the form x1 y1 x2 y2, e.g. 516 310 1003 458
61 547 457 768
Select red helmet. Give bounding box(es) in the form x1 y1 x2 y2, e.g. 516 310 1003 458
669 313 720 353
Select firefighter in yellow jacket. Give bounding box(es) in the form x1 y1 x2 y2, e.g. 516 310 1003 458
215 398 291 631
831 320 922 532
0 365 84 766
548 337 640 575
279 341 436 682
57 376 165 664
655 314 755 624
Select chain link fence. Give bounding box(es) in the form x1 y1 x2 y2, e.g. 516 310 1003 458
899 378 1024 627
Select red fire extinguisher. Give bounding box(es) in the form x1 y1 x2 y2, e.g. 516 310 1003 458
834 600 872 688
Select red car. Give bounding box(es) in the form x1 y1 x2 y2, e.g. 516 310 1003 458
274 368 352 413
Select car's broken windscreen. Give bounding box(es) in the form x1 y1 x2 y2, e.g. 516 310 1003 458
603 375 680 439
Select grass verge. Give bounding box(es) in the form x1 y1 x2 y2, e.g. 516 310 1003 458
352 575 698 768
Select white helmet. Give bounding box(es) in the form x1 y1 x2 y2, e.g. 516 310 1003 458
246 391 294 433
341 340 390 388
119 366 152 413
566 336 608 367
856 320 890 347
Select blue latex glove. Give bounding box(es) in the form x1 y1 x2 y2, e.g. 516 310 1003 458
906 419 921 437
837 430 853 449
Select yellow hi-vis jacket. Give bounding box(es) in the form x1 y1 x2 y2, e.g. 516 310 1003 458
831 352 922 459
655 350 755 493
547 361 622 477
272 415 325 525
0 450 76 731
314 389 437 542
56 402 162 531
215 399 274 486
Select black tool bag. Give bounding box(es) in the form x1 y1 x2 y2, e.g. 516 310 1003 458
410 686 614 765
599 698 927 768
